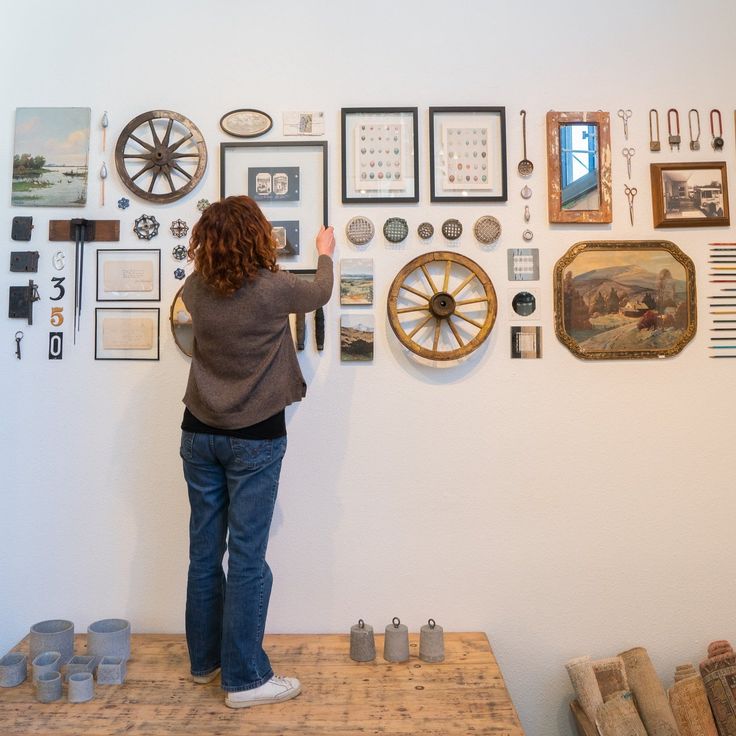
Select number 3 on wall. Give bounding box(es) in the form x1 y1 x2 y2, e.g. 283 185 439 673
50 307 64 327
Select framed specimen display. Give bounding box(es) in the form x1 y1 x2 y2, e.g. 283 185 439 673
96 249 161 301
341 108 419 203
546 111 612 223
95 307 160 360
221 142 327 263
650 162 729 228
553 240 696 360
429 107 507 202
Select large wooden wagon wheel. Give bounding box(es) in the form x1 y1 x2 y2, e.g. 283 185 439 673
387 251 497 361
115 110 207 204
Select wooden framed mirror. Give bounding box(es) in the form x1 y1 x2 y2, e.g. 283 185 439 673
546 111 612 223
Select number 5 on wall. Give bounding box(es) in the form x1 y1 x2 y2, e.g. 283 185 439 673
50 307 64 327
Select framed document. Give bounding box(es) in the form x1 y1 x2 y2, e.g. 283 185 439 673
95 307 160 360
96 249 161 301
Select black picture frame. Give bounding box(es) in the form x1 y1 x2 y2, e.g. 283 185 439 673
94 307 160 361
429 106 507 203
96 248 161 302
341 107 419 204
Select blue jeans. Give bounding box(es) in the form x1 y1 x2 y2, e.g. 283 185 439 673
180 431 287 692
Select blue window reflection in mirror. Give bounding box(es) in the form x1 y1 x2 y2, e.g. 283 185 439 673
560 123 600 210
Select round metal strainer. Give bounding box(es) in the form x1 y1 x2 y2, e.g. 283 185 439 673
441 218 463 240
473 216 501 245
345 216 375 246
417 222 434 240
383 217 409 243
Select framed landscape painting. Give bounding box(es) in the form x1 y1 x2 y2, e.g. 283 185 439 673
554 240 696 360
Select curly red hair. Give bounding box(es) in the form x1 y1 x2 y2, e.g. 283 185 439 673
188 195 278 294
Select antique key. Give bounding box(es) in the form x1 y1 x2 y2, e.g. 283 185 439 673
667 108 681 150
710 109 724 151
14 331 23 360
688 109 701 151
649 109 661 152
617 109 632 140
622 147 635 180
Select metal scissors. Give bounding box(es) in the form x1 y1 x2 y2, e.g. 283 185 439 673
618 109 632 140
622 147 635 180
624 185 638 226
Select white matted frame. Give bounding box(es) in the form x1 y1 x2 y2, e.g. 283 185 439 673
96 249 161 301
341 107 419 203
429 107 507 202
95 307 160 361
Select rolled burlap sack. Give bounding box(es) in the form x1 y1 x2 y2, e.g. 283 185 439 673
594 657 629 701
668 666 718 736
566 656 604 726
618 646 680 736
699 640 736 736
596 690 647 736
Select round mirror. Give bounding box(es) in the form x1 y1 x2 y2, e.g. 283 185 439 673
512 291 536 317
170 285 193 356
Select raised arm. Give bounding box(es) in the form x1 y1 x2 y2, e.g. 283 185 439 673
281 226 335 313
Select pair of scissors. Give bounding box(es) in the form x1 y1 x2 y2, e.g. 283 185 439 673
618 109 632 140
624 185 638 226
622 147 635 179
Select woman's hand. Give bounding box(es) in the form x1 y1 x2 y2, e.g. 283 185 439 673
316 225 335 257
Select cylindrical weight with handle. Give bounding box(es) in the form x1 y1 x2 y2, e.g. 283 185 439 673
350 619 376 662
383 617 409 663
419 619 444 663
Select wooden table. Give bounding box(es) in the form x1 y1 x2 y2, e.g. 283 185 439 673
0 632 525 735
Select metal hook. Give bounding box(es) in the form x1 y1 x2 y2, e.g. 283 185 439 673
358 619 365 629
392 617 401 628
428 619 436 629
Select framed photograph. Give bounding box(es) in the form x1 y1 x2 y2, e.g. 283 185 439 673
507 248 540 281
340 258 373 305
12 107 91 207
429 107 507 202
650 162 730 227
340 314 374 361
341 107 418 203
511 326 542 359
554 240 697 360
96 249 161 301
221 141 327 264
95 307 160 361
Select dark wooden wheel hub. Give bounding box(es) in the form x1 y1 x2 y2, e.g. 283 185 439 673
429 292 455 319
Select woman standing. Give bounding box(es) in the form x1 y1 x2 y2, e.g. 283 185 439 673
180 195 334 708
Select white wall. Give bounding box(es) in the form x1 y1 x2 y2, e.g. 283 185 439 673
2 2 735 733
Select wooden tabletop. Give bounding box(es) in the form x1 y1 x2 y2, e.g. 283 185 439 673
0 632 525 735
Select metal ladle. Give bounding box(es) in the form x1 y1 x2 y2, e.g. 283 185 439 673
518 110 533 177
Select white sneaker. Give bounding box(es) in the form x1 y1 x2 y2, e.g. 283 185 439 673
225 675 301 709
192 667 220 684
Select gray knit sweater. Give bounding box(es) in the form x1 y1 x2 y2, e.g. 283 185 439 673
182 255 333 429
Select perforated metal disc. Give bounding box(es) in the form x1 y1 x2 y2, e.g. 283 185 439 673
441 218 463 240
383 217 409 243
417 222 434 240
345 216 375 245
473 216 501 244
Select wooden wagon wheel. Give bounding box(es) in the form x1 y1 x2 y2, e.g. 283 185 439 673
115 110 207 204
387 251 497 361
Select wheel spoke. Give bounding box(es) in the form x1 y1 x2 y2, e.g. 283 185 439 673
147 171 159 193
455 297 489 306
420 265 438 294
432 320 441 352
397 305 429 314
447 317 465 347
129 134 154 151
131 162 155 182
451 272 477 297
170 152 200 159
400 283 430 300
148 119 161 147
162 118 174 147
407 314 433 339
454 311 483 329
171 162 193 180
168 132 193 153
164 170 176 192
442 260 451 292
123 154 153 160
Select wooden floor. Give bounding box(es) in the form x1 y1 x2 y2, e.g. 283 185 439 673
0 632 525 735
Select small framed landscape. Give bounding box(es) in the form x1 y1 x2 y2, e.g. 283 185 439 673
340 314 374 361
340 258 373 305
429 107 507 202
95 308 160 361
650 162 729 227
554 240 696 360
96 249 161 301
341 107 419 203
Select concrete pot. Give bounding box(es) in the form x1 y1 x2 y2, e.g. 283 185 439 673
36 671 62 703
97 656 126 685
32 651 61 683
87 619 130 661
64 655 96 682
0 652 27 687
68 672 95 703
30 619 74 663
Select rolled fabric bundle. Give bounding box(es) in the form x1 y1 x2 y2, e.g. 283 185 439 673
594 657 629 701
596 690 648 736
699 640 736 736
566 656 604 726
668 666 718 736
618 646 680 736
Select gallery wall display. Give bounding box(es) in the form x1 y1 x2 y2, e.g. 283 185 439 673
341 108 419 203
546 111 612 224
94 307 160 361
221 141 328 263
650 162 730 228
96 249 161 302
12 107 91 207
553 240 697 360
115 110 207 204
428 107 508 203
